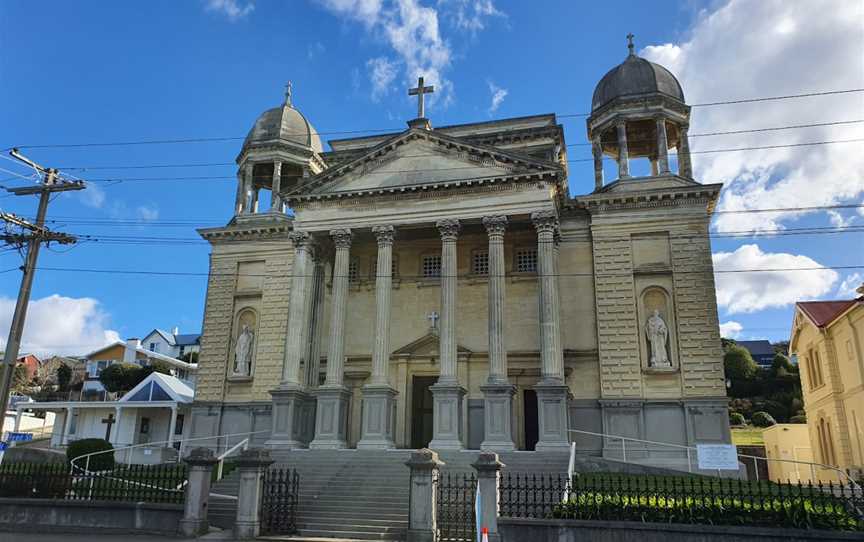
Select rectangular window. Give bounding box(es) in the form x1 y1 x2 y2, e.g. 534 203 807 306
813 349 824 387
371 256 399 279
472 251 489 275
149 342 157 352
174 414 185 436
422 255 442 278
516 248 538 273
348 259 359 283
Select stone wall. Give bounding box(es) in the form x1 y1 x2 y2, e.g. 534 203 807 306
0 498 182 535
499 518 862 542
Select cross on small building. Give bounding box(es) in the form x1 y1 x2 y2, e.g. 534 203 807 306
101 413 116 441
408 76 435 119
427 311 439 330
626 33 635 55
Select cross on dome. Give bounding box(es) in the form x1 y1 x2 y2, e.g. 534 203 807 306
284 81 293 106
626 33 635 56
408 76 435 119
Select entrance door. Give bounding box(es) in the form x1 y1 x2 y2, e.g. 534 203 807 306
523 389 539 451
411 376 437 449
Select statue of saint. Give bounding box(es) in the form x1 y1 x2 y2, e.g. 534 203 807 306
233 324 254 376
645 309 670 367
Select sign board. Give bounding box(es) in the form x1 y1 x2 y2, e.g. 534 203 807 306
0 442 7 451
696 444 739 470
7 432 33 442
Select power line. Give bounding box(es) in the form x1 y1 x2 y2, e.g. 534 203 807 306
6 88 863 151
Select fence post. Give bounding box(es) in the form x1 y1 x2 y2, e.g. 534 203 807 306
472 451 505 542
179 447 218 538
405 448 444 542
234 448 274 540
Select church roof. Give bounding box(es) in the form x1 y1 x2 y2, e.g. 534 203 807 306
592 52 684 111
796 299 861 328
244 101 323 153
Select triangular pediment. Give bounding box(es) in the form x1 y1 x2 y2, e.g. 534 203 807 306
392 330 472 358
295 129 561 200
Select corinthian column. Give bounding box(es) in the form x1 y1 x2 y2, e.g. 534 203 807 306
480 216 515 450
311 228 353 449
268 231 315 449
678 124 693 178
271 161 283 212
531 211 570 451
358 225 397 449
591 136 604 190
655 118 670 175
429 218 466 450
616 121 630 179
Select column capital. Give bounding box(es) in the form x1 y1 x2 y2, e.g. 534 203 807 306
289 230 312 249
531 210 558 234
329 228 353 249
372 224 395 245
436 218 461 241
482 215 508 237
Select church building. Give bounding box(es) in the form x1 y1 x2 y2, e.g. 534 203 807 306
190 40 731 470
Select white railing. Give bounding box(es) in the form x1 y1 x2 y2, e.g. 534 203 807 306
567 428 860 489
215 437 250 482
563 441 576 501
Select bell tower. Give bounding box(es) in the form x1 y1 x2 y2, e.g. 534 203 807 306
234 82 327 217
587 34 693 190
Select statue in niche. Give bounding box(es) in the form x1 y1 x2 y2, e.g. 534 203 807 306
233 323 255 376
645 309 671 367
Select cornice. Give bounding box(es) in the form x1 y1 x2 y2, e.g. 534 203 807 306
568 182 722 214
198 217 294 242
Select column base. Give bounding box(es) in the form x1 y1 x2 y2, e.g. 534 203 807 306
266 385 313 449
179 518 209 538
480 383 516 451
357 385 397 449
309 386 351 449
429 383 466 451
534 381 571 452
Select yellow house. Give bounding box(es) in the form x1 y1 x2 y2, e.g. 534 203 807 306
789 284 864 482
761 424 814 483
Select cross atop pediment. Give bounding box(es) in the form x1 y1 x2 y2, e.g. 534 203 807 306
408 76 435 119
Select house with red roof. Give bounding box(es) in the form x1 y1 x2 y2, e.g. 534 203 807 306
789 283 864 481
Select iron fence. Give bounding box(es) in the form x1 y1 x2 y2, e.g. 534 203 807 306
0 462 186 504
436 471 476 542
260 466 300 535
500 472 571 519
500 471 864 532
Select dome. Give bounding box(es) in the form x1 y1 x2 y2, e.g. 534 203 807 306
591 53 685 112
244 97 323 154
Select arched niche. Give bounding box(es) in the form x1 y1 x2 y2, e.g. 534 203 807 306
638 285 678 373
229 307 258 381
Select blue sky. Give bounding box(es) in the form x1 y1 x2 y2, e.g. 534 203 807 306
0 0 862 355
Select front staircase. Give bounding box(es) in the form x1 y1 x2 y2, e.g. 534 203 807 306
208 447 676 540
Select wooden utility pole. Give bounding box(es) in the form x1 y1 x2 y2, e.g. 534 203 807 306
0 148 84 420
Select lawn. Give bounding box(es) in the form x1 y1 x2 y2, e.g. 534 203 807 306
731 426 764 446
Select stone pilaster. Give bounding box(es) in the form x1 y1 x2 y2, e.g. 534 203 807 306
268 231 314 449
678 124 693 178
656 118 670 174
481 215 515 450
311 228 353 449
430 218 465 451
532 211 570 451
358 225 397 449
591 135 604 190
616 122 630 179
271 161 282 212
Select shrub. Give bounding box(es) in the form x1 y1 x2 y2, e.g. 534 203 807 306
790 414 807 424
98 363 142 393
729 412 746 426
66 438 114 471
762 400 789 423
56 364 72 391
751 411 777 428
724 345 758 381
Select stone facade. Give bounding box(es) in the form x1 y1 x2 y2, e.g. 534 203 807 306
190 53 732 471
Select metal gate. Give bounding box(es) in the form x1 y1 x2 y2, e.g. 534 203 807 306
260 466 299 535
436 471 476 542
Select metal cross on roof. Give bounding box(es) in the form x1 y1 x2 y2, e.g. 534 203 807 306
627 33 635 55
408 76 435 119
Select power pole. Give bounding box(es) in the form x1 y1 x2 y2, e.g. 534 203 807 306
0 148 85 420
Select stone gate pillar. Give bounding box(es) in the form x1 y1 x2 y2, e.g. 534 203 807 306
472 452 505 542
406 448 444 542
234 448 274 540
179 448 218 537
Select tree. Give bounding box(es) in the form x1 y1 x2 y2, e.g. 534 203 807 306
180 352 198 364
56 364 72 391
9 364 29 394
724 344 758 381
752 411 777 428
98 363 143 393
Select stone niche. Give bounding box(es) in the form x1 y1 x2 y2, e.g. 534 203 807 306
636 277 681 393
228 307 258 382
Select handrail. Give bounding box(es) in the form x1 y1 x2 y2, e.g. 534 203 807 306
567 428 860 489
563 441 576 501
215 437 250 481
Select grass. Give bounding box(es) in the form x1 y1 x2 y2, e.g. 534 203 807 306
731 426 765 446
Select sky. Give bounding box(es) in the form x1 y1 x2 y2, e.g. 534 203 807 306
0 0 862 356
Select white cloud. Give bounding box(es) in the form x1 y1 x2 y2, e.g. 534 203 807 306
713 244 839 314
440 0 504 32
0 295 120 357
827 210 855 228
836 272 863 298
641 0 864 233
204 0 254 21
79 181 105 208
487 80 507 115
319 0 502 106
308 41 326 60
135 205 159 221
368 57 399 100
719 321 743 339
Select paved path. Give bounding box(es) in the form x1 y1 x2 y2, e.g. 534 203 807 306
1 531 236 541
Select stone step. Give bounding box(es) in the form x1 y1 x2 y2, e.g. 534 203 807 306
299 520 408 532
296 528 405 541
296 511 408 522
